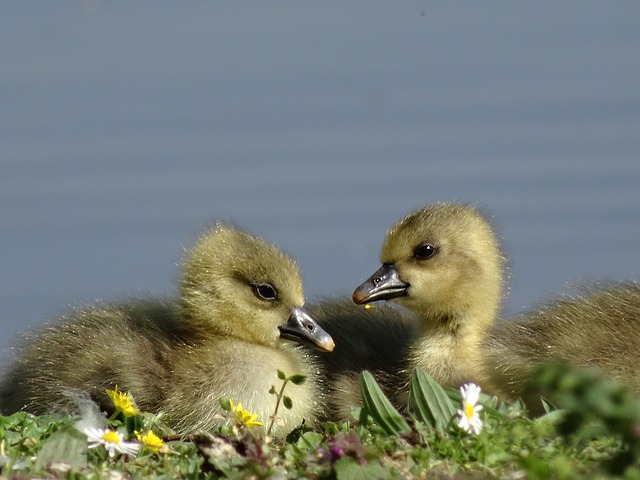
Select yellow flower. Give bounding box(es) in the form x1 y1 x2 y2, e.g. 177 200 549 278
106 385 139 417
135 430 164 453
229 399 263 428
364 304 374 310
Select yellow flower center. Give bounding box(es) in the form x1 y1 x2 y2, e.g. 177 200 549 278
101 431 122 444
464 402 475 419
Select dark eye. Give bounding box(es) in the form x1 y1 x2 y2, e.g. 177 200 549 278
413 243 436 260
254 283 278 301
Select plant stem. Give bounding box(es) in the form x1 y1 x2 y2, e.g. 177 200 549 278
266 378 290 437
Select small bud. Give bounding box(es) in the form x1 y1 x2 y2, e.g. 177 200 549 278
219 398 231 411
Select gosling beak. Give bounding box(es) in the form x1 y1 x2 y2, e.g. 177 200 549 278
279 307 335 352
352 263 409 304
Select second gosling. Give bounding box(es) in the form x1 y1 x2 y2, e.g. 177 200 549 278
354 203 640 411
352 203 505 393
308 203 503 420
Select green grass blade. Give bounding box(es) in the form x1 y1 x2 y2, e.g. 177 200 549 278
359 370 410 435
408 367 457 430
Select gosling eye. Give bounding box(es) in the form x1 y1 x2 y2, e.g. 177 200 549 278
413 243 436 260
253 283 278 301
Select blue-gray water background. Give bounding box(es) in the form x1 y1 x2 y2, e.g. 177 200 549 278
2 2 639 361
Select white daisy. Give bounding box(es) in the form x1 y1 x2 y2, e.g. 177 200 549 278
457 383 483 435
83 427 140 458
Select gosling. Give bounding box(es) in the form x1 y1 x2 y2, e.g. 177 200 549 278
0 224 334 438
309 203 503 419
353 202 640 411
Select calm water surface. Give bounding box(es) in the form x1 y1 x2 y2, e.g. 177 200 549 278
2 2 640 361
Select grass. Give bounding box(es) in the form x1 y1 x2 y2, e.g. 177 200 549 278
2 364 640 479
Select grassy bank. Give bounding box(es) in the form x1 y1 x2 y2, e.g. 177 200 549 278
2 364 639 479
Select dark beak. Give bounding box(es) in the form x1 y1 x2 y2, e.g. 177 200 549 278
279 307 335 352
352 263 409 304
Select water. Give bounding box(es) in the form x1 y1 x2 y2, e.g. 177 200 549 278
2 2 640 360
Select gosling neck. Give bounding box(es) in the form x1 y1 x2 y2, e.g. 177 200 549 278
412 278 502 348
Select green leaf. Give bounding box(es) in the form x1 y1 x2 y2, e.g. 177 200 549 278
34 425 87 470
334 456 388 480
359 370 410 436
540 397 556 414
277 370 287 380
408 367 457 430
296 431 324 451
283 396 293 410
536 408 567 425
289 374 307 385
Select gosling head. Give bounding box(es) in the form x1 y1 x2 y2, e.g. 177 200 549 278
180 224 334 352
353 203 504 329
